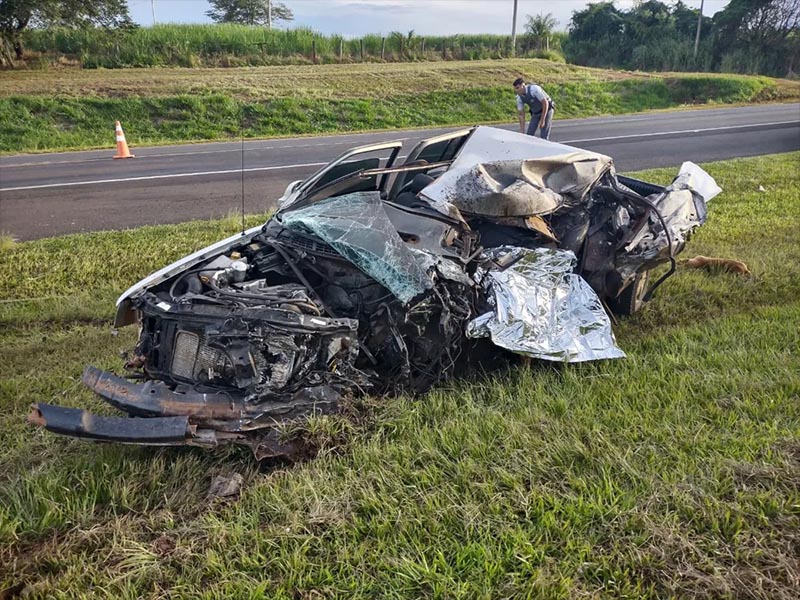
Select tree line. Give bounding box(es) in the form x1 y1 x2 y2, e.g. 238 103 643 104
563 0 799 77
1 0 798 77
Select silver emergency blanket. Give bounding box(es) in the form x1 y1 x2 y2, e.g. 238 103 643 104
617 162 721 280
279 191 432 304
421 126 613 218
467 247 625 362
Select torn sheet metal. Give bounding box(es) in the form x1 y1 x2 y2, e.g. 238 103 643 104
421 126 613 217
410 249 475 287
280 191 433 304
81 365 341 429
468 247 625 362
673 161 722 203
617 162 718 279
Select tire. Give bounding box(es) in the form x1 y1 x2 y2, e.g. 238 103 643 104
608 271 650 316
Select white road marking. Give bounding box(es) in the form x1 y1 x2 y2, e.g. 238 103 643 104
1 136 410 167
4 109 797 167
0 162 327 192
2 120 797 193
560 120 798 144
5 106 798 169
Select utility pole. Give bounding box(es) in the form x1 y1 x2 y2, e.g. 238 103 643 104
268 0 272 30
511 0 518 57
693 0 704 60
151 0 156 25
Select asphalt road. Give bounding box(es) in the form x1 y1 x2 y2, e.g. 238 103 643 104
1 103 798 241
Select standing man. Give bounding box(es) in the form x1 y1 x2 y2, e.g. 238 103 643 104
513 77 555 139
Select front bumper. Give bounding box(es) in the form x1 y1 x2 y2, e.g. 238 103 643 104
28 366 341 457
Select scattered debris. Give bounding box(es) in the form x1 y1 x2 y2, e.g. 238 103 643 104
28 127 721 457
207 473 244 499
151 535 176 556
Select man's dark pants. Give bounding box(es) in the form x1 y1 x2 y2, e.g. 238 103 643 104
526 107 554 139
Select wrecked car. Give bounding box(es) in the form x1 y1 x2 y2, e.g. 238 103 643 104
29 126 721 457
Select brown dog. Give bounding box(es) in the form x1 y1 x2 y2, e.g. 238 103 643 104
685 255 751 276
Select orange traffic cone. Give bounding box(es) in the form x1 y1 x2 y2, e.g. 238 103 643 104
113 120 134 159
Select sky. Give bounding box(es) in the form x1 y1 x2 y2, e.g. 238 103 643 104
127 0 730 38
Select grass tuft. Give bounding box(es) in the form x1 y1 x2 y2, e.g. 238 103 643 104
0 234 17 252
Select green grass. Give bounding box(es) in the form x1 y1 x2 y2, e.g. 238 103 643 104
1 59 797 153
0 235 16 252
20 24 553 68
0 153 798 598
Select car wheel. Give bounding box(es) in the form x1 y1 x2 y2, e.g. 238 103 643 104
608 271 650 316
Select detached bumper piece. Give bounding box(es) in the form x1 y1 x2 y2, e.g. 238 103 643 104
28 403 191 445
26 365 336 457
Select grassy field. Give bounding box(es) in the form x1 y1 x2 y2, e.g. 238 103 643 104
2 59 798 153
0 152 798 598
20 24 560 69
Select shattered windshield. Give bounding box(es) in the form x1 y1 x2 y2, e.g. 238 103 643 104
279 191 434 304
